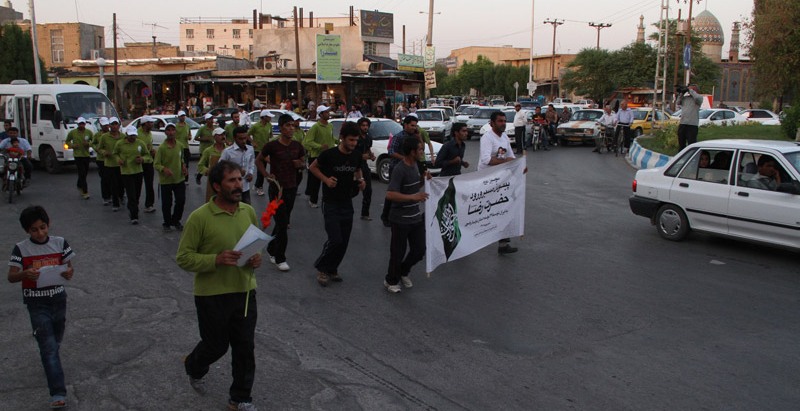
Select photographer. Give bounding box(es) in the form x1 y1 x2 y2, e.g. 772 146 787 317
676 83 703 150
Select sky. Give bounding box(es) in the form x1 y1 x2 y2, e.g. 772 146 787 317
24 0 754 59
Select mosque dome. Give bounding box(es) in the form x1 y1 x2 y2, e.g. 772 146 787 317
693 10 724 45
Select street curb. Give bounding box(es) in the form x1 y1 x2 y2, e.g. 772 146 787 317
627 138 672 170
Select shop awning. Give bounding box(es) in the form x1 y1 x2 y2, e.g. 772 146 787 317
185 77 316 84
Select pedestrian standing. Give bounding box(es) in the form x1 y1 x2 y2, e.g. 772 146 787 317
115 126 151 225
98 117 125 211
175 111 192 184
220 126 256 204
614 100 635 154
7 205 75 409
247 110 274 197
513 103 527 153
93 117 112 203
383 137 429 293
195 113 216 185
435 122 470 176
302 105 335 208
198 128 228 202
137 116 157 213
154 123 188 232
308 122 366 286
677 84 703 150
256 114 306 271
176 160 262 411
478 111 519 254
355 117 375 220
65 117 93 199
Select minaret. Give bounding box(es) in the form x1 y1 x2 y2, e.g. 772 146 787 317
729 22 740 63
636 15 645 44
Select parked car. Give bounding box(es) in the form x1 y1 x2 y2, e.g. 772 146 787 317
551 98 572 104
128 115 202 157
698 108 747 126
629 139 800 249
414 109 453 142
247 109 316 133
467 107 503 138
454 104 480 122
192 107 237 125
478 109 533 145
329 118 443 183
555 109 604 145
742 109 781 126
575 99 594 108
430 105 455 120
727 105 746 113
630 108 678 137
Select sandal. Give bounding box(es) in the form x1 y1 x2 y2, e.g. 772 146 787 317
50 396 67 409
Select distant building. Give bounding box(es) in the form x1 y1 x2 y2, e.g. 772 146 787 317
445 46 531 75
179 17 255 60
16 21 105 70
0 0 22 25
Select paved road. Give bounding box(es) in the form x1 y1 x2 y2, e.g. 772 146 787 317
1 142 799 410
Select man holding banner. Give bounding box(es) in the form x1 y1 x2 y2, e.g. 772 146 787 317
479 111 519 255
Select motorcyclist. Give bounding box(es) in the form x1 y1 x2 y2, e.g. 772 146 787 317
0 127 33 182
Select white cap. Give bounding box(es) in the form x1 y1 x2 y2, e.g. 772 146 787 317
109 116 120 124
316 105 330 114
406 112 418 119
260 109 272 118
98 117 109 126
125 126 138 136
177 110 187 116
142 116 154 123
203 113 214 120
213 127 225 135
164 122 176 129
76 117 87 124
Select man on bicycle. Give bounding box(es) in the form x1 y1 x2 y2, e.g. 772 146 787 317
594 105 616 153
614 100 635 154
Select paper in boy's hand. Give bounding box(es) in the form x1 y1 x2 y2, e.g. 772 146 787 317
233 224 273 267
36 264 69 288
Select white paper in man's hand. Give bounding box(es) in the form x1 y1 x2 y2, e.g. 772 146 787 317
36 264 69 288
233 224 273 267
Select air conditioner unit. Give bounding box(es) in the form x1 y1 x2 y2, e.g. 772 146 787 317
90 49 101 59
263 61 273 70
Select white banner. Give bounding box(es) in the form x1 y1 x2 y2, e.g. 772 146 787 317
425 158 526 273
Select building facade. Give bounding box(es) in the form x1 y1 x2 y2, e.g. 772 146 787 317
179 17 255 60
0 0 22 25
17 22 105 69
445 46 531 74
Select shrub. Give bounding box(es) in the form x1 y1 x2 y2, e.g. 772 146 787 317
780 105 800 140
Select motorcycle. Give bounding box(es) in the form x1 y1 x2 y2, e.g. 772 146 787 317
0 153 25 203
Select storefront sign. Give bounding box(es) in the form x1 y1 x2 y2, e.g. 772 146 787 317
398 54 424 73
316 34 342 84
424 70 437 89
424 46 436 69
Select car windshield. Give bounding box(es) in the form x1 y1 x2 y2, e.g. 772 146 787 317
416 111 443 121
633 110 649 120
56 92 119 123
165 117 201 128
699 109 715 119
474 109 501 119
782 151 800 175
571 111 603 121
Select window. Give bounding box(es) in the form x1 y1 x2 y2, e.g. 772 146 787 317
363 41 377 55
737 151 785 190
207 44 215 52
185 29 194 39
206 29 215 39
40 103 57 128
249 45 253 53
249 29 253 39
679 149 733 184
232 29 241 39
50 29 64 63
186 45 194 52
233 44 241 50
664 148 698 177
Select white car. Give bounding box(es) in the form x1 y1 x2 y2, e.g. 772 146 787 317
247 109 316 133
478 109 533 145
555 109 604 145
455 104 480 122
742 109 781 126
466 107 503 138
429 105 455 120
128 115 202 157
698 109 747 126
414 109 453 143
629 139 800 249
329 118 443 183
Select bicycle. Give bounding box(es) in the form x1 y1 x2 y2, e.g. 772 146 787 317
614 123 630 157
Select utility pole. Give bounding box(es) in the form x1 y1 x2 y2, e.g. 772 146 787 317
652 0 670 118
588 22 612 49
671 9 682 110
29 0 42 83
425 0 435 46
293 7 302 103
543 18 563 100
113 13 120 112
528 0 535 88
679 0 702 85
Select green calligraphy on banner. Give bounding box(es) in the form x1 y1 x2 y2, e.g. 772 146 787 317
316 34 342 84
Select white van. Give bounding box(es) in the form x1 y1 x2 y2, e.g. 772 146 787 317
0 82 118 173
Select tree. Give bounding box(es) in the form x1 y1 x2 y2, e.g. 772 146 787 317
561 48 615 103
744 0 800 107
0 24 47 84
647 19 720 95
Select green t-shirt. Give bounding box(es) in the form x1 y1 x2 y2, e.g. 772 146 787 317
248 122 273 152
65 128 93 158
98 133 124 167
198 144 224 175
92 130 108 162
136 128 155 163
196 125 215 154
113 138 151 175
224 122 237 145
302 122 336 158
176 199 258 296
175 122 192 149
154 140 186 185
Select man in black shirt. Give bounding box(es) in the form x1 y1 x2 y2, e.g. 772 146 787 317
355 117 375 220
434 122 470 177
308 122 367 286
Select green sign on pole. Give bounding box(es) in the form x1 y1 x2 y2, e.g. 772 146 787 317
316 34 342 84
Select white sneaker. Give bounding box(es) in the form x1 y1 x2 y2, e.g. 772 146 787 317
400 276 413 288
256 188 265 196
384 280 401 293
276 262 290 271
269 256 276 265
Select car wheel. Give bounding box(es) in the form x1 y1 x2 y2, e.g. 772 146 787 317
40 146 61 174
656 204 690 241
377 157 391 183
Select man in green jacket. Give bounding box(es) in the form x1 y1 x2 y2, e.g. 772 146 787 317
115 126 151 225
175 110 192 184
247 110 273 196
154 123 188 232
137 116 157 213
302 105 336 207
65 117 93 199
176 160 262 411
195 113 216 185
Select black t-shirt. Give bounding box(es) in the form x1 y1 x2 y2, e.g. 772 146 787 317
388 161 423 224
316 146 361 203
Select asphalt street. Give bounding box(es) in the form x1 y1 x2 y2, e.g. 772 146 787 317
1 141 799 411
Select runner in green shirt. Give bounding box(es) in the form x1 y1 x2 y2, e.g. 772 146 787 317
115 126 152 224
195 113 216 185
248 110 273 196
64 117 93 199
224 111 241 145
154 123 188 232
98 117 124 210
137 117 156 213
175 110 192 184
92 117 111 203
302 106 336 207
197 128 227 202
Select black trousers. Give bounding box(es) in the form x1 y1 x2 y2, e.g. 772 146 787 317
677 124 699 150
254 152 264 190
121 172 143 219
360 164 372 217
106 166 124 207
266 186 297 263
304 157 321 204
75 157 90 193
185 292 257 404
314 201 354 274
142 162 155 208
160 182 186 226
385 220 426 286
514 126 526 152
183 148 191 183
96 160 111 200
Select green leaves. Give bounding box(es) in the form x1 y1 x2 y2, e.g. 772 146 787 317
0 24 47 84
433 55 530 99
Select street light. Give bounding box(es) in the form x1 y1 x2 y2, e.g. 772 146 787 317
96 57 107 96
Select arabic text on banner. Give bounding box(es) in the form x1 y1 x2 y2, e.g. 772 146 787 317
425 158 526 273
316 34 342 84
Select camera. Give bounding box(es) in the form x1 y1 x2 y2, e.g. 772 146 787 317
675 85 688 94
